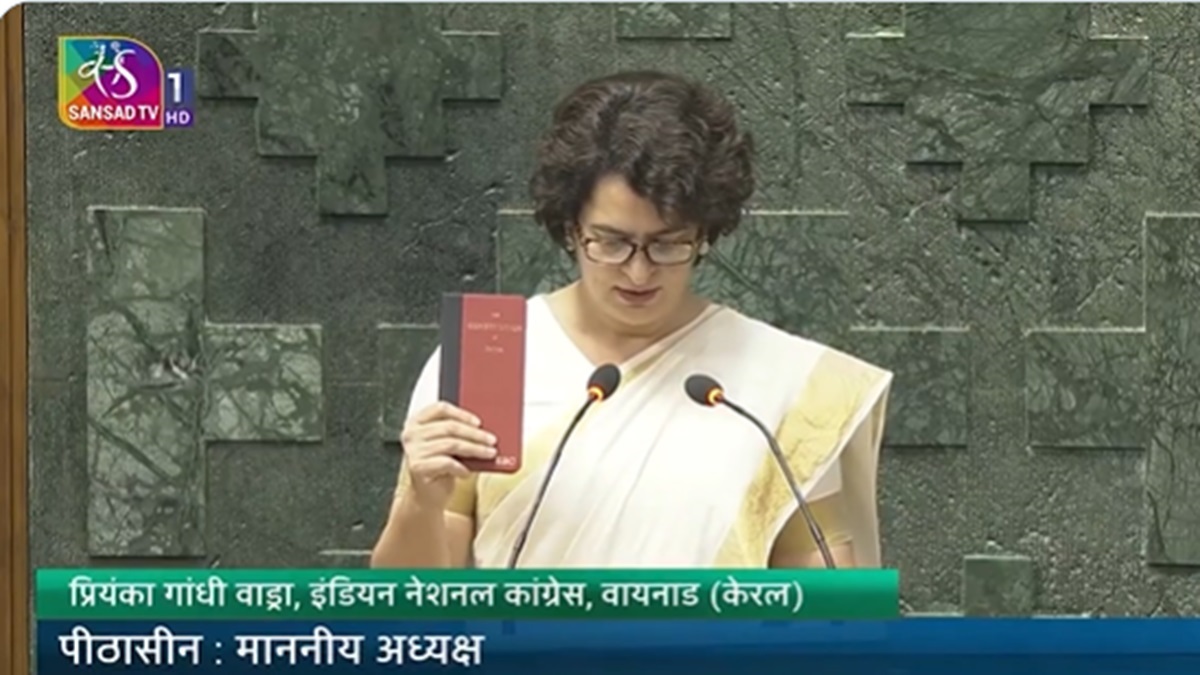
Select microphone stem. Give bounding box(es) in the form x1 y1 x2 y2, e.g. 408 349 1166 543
506 397 596 569
722 399 837 569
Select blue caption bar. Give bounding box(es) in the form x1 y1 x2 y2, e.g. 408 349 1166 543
37 619 1200 675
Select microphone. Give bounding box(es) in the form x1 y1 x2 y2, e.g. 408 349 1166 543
684 374 837 569
506 363 621 568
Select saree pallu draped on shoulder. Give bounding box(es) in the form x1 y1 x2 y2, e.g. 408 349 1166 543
404 305 893 569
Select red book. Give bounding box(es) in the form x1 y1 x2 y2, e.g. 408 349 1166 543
439 293 526 473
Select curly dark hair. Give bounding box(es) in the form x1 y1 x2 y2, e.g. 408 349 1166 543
530 71 755 248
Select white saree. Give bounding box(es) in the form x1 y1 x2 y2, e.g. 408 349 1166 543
397 295 893 568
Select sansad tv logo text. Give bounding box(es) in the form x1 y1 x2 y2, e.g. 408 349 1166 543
58 35 195 131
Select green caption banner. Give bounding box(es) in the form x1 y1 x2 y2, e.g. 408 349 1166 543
36 568 898 620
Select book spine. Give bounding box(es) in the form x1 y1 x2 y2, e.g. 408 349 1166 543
439 294 463 405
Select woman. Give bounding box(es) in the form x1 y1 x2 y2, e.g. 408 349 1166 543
371 71 892 569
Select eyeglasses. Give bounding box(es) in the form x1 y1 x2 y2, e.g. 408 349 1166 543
579 236 702 266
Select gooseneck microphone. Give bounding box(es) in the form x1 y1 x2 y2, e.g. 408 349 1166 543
506 364 622 568
684 374 837 569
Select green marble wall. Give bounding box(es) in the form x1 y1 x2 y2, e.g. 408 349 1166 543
24 3 1200 617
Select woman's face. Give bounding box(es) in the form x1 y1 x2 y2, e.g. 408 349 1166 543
570 174 705 336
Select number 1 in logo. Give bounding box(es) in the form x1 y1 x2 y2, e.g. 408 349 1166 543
164 67 195 128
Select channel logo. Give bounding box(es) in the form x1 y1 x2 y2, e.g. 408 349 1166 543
58 35 194 130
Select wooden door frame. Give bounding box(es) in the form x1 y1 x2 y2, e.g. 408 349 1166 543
0 5 29 675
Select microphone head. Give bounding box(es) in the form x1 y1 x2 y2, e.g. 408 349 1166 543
586 364 622 401
685 374 724 407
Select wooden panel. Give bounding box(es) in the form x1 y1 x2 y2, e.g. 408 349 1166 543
0 6 29 675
